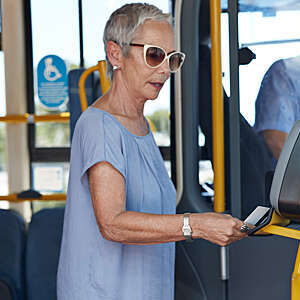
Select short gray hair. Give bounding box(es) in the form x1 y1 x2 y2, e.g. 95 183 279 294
103 3 172 80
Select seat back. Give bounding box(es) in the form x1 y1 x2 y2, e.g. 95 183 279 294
26 208 64 300
0 209 26 300
68 68 101 142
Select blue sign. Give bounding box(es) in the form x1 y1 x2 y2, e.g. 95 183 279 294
37 55 68 109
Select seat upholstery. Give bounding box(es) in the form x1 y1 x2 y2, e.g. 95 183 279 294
26 208 64 300
0 209 26 300
68 68 101 142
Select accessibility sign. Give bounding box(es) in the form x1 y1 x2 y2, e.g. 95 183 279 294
37 55 68 110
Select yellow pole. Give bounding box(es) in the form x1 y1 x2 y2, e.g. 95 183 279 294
98 60 111 94
210 0 225 212
292 245 300 300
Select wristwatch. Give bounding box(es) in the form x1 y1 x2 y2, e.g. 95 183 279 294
182 213 193 242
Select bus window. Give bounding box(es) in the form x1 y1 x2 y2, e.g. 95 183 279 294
0 3 8 208
221 11 230 97
239 9 300 125
32 162 68 213
29 0 80 211
31 0 80 148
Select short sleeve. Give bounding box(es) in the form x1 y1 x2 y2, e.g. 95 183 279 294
76 109 126 180
254 60 297 134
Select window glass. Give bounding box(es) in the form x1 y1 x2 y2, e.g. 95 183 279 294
0 51 8 209
239 9 300 125
31 0 80 147
199 160 213 185
221 12 230 96
221 0 227 10
238 1 300 13
35 123 70 148
0 52 6 117
82 0 172 146
32 162 69 212
233 5 300 217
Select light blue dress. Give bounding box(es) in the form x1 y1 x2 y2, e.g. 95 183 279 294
57 107 176 300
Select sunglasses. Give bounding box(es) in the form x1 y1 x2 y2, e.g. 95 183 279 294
129 43 185 73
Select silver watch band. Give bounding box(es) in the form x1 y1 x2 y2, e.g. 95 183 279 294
182 213 193 242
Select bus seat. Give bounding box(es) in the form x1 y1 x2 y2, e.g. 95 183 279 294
25 208 64 300
0 209 26 300
68 68 101 142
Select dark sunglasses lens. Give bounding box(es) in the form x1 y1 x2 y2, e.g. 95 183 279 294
169 53 184 71
146 47 165 67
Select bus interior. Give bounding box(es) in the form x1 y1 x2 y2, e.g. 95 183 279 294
1 0 300 299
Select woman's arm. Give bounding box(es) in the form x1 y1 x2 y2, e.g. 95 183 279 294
88 162 246 246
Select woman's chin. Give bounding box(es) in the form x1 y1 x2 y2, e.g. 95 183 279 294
146 90 161 101
147 96 159 101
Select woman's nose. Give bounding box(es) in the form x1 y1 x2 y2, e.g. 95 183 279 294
158 59 171 75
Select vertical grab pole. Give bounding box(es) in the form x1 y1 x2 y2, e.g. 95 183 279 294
98 61 111 94
210 2 229 299
292 244 300 300
210 0 225 213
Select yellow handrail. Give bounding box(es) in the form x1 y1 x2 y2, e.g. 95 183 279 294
292 246 300 300
78 60 111 112
0 112 70 123
0 193 66 202
255 210 300 300
98 60 111 94
210 0 225 213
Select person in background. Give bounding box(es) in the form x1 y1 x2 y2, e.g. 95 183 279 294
254 55 300 160
57 3 246 300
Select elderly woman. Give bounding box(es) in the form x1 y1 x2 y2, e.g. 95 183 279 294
57 3 246 300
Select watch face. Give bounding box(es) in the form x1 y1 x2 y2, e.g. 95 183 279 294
182 214 192 239
183 228 191 235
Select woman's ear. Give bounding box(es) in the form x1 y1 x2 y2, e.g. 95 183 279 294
106 41 123 70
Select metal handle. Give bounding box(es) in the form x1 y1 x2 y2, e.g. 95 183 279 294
78 60 111 112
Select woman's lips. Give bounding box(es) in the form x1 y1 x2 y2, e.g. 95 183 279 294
149 82 163 89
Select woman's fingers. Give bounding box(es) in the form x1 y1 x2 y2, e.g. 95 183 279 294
191 213 248 246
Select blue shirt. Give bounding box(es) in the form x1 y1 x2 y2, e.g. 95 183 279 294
254 57 300 134
57 107 176 300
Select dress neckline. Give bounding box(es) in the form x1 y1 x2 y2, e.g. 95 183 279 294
88 106 152 139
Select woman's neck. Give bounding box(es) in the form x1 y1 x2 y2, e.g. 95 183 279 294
94 74 146 121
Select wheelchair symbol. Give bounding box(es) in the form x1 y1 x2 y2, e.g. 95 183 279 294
43 57 62 81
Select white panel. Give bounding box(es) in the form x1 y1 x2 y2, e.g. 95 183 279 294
2 0 31 220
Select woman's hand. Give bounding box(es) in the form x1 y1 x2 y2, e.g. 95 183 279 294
190 213 247 246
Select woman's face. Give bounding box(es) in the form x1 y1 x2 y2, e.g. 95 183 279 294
121 20 175 101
